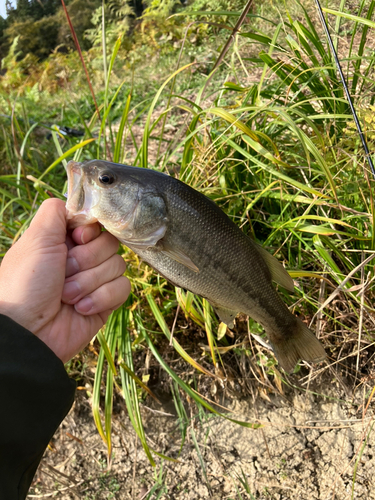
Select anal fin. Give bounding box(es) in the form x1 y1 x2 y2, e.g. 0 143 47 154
213 305 238 329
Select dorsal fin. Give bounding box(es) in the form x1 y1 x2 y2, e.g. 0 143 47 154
254 242 295 292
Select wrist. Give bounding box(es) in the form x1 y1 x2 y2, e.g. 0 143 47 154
0 304 28 331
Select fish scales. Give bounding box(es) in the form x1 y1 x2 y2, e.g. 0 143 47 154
66 160 326 372
137 180 286 320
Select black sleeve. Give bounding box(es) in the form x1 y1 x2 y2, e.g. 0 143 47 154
0 314 76 500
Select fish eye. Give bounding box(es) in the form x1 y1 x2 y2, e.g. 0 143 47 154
99 172 115 185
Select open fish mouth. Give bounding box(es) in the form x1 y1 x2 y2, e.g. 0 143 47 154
66 160 100 228
66 161 84 210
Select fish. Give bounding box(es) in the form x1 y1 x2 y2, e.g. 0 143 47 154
65 159 326 372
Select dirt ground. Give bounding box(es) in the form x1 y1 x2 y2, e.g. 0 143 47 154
28 367 375 500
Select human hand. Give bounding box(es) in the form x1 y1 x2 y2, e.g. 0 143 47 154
0 198 131 363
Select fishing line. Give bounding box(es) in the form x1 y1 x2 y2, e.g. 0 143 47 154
314 0 375 180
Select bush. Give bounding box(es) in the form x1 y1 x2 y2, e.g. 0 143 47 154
4 16 60 60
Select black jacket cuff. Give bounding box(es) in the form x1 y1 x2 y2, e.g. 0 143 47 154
0 314 76 500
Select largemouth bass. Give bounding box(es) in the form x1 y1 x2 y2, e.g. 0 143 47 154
66 159 326 372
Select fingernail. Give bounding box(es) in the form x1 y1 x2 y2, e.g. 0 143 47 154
62 281 81 302
66 257 79 276
81 227 88 244
75 297 94 314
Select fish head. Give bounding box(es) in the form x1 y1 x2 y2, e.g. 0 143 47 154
66 160 168 248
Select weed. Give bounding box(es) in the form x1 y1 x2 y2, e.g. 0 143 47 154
2 0 375 497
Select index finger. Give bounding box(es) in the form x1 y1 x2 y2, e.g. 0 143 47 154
72 223 102 245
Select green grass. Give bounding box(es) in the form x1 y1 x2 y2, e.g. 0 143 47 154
1 0 375 497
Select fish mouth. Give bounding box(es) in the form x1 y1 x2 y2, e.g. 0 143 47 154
66 161 100 228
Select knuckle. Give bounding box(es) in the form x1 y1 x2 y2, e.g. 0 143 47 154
105 280 122 306
68 231 120 274
118 276 131 298
70 242 97 268
114 255 126 275
83 223 101 241
41 198 65 211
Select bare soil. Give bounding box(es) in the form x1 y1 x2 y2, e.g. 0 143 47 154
28 369 375 500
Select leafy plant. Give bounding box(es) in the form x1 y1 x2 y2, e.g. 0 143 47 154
2 0 375 496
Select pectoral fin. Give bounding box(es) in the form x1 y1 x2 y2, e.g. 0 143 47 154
161 243 199 273
213 305 238 329
254 242 295 292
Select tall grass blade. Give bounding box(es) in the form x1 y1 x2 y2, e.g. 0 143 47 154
102 0 108 107
316 0 375 178
203 299 217 367
139 319 262 429
322 7 375 28
97 330 118 376
38 138 95 180
176 288 205 328
350 1 374 93
92 315 118 445
16 123 38 198
60 0 101 121
203 0 255 92
118 303 155 465
118 361 161 403
113 92 131 163
104 334 116 461
51 128 66 169
170 381 189 453
190 425 211 493
141 63 193 169
226 138 328 198
97 80 127 158
145 287 215 377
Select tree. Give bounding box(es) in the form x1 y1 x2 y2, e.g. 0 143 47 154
5 0 15 16
0 15 9 67
15 0 31 21
4 15 59 60
28 0 61 21
56 0 102 51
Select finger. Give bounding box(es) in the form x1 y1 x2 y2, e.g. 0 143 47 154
65 231 120 277
26 198 67 249
72 223 102 245
3 198 68 294
65 233 75 251
66 223 101 250
74 276 131 315
62 254 126 304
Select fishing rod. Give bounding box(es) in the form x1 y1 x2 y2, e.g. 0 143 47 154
314 0 375 180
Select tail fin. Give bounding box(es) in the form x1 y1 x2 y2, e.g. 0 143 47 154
269 319 326 373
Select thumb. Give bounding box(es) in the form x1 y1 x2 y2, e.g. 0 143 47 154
27 198 67 249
